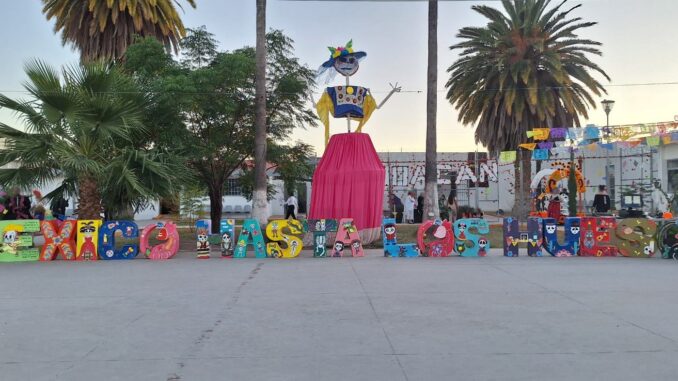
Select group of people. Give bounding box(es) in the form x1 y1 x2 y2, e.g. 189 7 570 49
544 184 611 221
389 192 424 224
0 187 69 221
390 190 466 224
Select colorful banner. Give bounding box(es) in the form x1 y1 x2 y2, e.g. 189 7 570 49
646 136 660 147
499 151 516 163
532 149 549 160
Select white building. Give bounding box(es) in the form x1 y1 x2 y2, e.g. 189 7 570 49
376 147 659 214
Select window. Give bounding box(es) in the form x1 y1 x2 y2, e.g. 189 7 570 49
225 178 243 196
391 166 409 187
668 160 678 193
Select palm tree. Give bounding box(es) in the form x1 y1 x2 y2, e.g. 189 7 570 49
0 61 180 219
423 0 439 220
42 0 196 61
446 0 609 218
251 0 269 225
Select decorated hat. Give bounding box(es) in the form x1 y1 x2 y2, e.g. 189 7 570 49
320 39 367 69
317 39 367 83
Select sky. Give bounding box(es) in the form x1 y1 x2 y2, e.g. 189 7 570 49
1 0 678 156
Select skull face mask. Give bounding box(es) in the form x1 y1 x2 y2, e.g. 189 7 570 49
333 55 360 76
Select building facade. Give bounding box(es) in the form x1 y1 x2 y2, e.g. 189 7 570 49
375 147 659 215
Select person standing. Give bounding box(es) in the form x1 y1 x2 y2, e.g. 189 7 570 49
389 193 405 223
51 196 69 221
8 187 31 220
285 194 298 220
546 187 561 221
447 192 458 222
31 190 47 220
415 195 424 223
592 185 611 214
404 191 417 224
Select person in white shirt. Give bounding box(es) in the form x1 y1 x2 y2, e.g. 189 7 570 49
403 191 417 224
285 194 298 220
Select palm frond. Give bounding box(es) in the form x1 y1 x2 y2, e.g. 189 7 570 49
446 0 609 154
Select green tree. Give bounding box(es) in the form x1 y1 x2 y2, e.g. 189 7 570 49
238 141 315 201
445 0 609 218
180 25 218 69
123 29 316 232
0 61 182 219
42 0 196 61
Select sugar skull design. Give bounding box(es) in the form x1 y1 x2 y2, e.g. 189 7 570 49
478 238 488 257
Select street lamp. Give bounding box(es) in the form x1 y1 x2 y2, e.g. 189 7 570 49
601 99 615 206
602 100 615 131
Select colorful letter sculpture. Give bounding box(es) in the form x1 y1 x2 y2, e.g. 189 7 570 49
40 220 77 261
266 219 304 258
333 218 363 257
0 220 41 262
382 218 418 257
220 219 235 258
304 219 338 257
616 219 657 258
98 221 139 260
580 217 618 257
542 217 581 257
658 220 678 259
503 218 544 257
234 219 266 258
76 220 102 261
140 221 180 260
417 219 455 257
453 219 490 257
195 220 211 259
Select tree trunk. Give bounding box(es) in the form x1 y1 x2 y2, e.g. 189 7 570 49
251 0 269 226
513 150 531 220
78 174 102 220
423 0 439 221
568 149 578 216
208 186 223 234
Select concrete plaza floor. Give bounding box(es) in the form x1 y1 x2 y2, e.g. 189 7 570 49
2 250 678 381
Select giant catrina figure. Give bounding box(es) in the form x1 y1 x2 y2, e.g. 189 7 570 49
314 40 400 146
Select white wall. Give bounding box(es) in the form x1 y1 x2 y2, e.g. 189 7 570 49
380 152 515 213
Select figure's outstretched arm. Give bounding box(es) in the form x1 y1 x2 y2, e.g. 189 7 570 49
375 82 402 109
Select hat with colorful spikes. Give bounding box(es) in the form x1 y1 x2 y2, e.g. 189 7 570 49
320 39 367 69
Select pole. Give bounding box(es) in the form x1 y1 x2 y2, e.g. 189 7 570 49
650 147 654 213
605 112 610 195
474 149 479 210
519 150 524 218
619 146 623 209
496 155 501 213
345 76 351 133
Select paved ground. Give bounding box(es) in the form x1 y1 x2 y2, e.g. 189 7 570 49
2 250 678 381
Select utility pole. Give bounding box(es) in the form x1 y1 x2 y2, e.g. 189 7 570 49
602 99 615 207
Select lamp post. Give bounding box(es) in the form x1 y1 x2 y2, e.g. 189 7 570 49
602 99 615 205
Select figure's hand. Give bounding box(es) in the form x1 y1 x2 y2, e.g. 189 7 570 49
389 82 402 93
